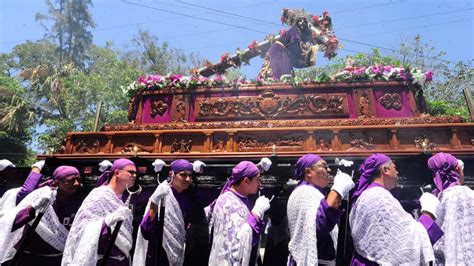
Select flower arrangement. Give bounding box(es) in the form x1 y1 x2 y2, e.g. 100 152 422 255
123 65 433 97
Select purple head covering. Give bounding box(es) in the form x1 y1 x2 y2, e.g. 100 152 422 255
170 159 193 173
294 154 323 180
231 161 260 185
352 153 391 203
97 158 135 186
53 166 80 180
39 165 80 187
428 152 460 196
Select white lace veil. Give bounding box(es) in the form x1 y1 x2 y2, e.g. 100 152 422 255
287 184 338 265
433 186 474 265
208 191 253 266
61 186 133 266
350 186 434 265
0 187 68 263
133 191 186 266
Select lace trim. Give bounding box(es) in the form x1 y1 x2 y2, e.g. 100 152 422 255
350 186 434 265
62 186 133 265
208 191 253 265
433 186 474 265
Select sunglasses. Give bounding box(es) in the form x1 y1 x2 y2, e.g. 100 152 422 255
121 169 137 175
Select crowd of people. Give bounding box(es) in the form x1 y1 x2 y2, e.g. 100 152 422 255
0 151 472 265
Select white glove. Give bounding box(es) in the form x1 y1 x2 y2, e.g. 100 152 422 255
31 160 45 171
457 159 464 171
252 196 270 219
150 181 171 205
335 158 354 167
420 192 440 219
98 160 113 172
152 159 166 173
258 157 272 172
31 190 56 211
104 206 132 227
331 169 355 198
193 160 206 173
0 159 15 171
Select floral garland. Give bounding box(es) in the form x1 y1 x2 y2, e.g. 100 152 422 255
122 65 433 97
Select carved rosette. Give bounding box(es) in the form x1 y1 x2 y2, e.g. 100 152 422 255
196 90 348 120
150 100 168 117
379 93 402 111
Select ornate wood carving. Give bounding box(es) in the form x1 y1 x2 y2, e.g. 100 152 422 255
212 139 226 152
348 133 374 150
173 97 187 122
170 138 192 153
379 93 402 111
150 100 168 117
414 136 437 151
76 139 101 154
317 139 332 151
196 90 349 120
354 89 375 118
104 116 464 132
122 142 154 154
237 135 304 152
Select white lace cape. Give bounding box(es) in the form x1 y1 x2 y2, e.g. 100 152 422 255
433 186 474 265
0 187 21 218
287 184 338 265
350 186 434 265
61 186 133 266
208 191 253 266
0 186 68 263
133 191 186 266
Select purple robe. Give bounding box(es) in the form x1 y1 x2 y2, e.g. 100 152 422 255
265 26 309 79
9 189 86 265
139 187 194 265
16 171 43 204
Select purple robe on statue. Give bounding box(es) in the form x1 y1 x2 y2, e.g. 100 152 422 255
263 26 308 79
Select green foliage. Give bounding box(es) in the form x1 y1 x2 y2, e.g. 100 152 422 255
0 75 36 165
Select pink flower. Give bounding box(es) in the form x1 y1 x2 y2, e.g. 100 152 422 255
399 69 410 80
220 52 230 63
248 40 258 50
424 70 433 82
383 66 392 73
169 74 183 82
198 76 209 83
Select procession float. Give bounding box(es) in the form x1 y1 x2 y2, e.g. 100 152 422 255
3 8 473 265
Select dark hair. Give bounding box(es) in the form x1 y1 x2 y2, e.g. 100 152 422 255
372 160 392 179
233 174 257 186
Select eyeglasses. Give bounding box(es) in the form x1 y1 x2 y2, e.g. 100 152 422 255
177 172 193 178
121 169 137 176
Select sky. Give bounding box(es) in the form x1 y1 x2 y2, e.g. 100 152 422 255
1 0 473 79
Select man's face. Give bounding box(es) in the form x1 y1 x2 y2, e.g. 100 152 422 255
308 159 331 188
57 174 81 196
244 174 261 195
383 160 399 189
171 170 193 192
117 165 137 188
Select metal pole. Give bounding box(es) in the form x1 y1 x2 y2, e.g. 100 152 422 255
93 101 103 132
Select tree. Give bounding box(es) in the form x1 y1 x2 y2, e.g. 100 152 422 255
0 76 37 165
36 0 95 69
124 29 202 75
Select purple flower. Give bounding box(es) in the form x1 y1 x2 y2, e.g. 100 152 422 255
399 69 411 80
424 70 433 82
383 66 392 73
169 74 183 82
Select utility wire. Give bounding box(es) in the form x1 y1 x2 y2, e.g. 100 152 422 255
125 0 471 66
